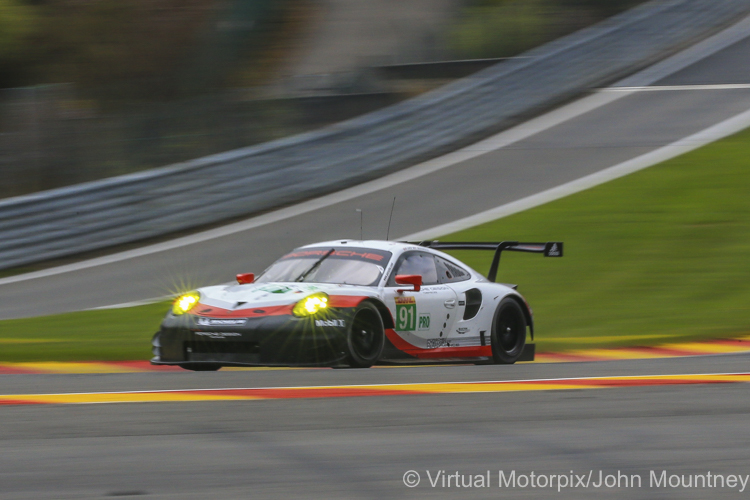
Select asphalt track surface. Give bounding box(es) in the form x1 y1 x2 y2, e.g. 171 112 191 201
2 354 750 499
3 22 750 500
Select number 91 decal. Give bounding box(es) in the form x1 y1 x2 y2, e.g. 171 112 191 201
395 297 431 332
395 296 416 331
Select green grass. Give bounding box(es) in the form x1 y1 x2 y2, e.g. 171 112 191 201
444 127 750 352
1 127 750 360
0 302 169 362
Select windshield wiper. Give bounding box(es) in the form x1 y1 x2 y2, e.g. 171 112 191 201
295 248 335 282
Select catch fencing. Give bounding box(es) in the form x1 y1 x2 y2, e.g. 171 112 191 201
2 0 750 270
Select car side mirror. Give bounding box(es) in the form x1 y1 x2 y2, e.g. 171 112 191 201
395 274 422 293
236 273 255 284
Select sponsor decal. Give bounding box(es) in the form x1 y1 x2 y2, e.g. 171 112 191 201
195 332 242 339
384 262 394 277
395 296 416 304
456 327 469 335
395 296 417 331
418 313 431 331
458 300 466 306
333 250 386 261
427 338 458 349
426 338 461 349
314 319 346 328
258 285 292 294
281 247 390 263
196 318 247 326
544 242 563 257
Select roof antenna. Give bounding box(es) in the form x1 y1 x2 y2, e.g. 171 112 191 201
356 209 363 240
386 197 396 240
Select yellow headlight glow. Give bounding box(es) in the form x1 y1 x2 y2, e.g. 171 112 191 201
172 291 201 315
293 292 329 317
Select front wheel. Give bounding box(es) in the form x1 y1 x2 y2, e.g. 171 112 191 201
345 302 385 368
490 298 527 364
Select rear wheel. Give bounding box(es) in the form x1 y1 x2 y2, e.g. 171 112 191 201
346 302 385 368
180 363 221 372
490 298 527 364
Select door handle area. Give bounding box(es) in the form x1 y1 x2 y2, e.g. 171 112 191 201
444 299 456 309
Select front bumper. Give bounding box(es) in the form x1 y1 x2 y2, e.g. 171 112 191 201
151 311 352 367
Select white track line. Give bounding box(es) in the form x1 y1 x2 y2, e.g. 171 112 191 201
2 14 750 288
401 106 750 240
602 84 750 91
87 297 172 310
9 371 750 396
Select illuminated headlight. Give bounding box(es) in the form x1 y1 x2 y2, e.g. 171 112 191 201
292 292 329 317
172 291 201 315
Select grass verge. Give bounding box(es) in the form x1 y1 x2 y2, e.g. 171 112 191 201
1 127 750 360
444 127 750 352
0 302 169 362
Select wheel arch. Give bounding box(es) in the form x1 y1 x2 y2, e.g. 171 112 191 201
502 294 534 341
360 298 394 330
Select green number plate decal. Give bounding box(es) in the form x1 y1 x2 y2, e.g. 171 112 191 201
395 296 417 331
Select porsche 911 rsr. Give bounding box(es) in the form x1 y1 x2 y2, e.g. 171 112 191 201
151 239 563 370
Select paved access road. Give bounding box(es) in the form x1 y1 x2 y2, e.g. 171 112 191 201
1 353 749 499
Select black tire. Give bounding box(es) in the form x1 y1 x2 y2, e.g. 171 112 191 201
346 302 385 368
180 363 221 372
490 298 527 364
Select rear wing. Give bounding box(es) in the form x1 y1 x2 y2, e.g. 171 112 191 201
414 241 563 283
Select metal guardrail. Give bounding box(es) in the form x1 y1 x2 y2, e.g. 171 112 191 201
376 58 512 80
1 0 749 270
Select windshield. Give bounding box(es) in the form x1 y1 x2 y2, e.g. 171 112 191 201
257 247 392 286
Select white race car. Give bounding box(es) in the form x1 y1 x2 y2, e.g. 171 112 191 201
151 239 563 370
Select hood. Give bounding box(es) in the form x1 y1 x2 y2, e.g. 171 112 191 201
196 282 378 311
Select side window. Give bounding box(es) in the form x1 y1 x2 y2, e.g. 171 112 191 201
388 252 439 286
435 256 471 284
